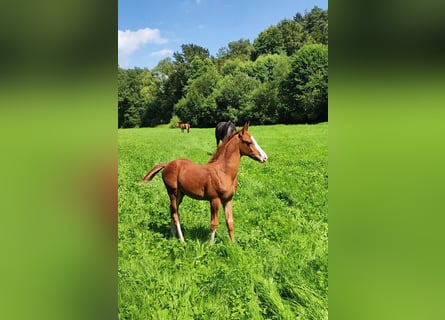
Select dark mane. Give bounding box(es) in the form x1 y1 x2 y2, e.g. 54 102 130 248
208 130 239 163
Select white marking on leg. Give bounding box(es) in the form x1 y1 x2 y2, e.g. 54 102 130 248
176 222 185 242
251 136 268 162
210 230 216 244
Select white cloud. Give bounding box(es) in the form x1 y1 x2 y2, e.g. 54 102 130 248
150 49 174 57
118 28 168 67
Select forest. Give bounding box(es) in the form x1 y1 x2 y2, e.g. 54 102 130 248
118 6 328 128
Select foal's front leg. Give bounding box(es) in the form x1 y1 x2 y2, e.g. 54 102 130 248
209 198 221 244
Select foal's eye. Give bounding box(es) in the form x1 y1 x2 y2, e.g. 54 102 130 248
244 140 252 145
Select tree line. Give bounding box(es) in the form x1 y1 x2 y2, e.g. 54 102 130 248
118 6 328 128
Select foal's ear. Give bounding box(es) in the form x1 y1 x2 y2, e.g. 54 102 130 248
242 121 249 133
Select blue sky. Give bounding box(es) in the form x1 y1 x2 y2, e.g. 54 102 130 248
118 0 328 69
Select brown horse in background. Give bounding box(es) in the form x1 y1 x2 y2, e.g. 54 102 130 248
177 122 190 133
140 122 268 243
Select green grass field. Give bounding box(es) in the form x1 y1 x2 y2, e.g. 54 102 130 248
118 123 328 319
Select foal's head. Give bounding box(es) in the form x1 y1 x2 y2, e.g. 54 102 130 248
237 122 268 163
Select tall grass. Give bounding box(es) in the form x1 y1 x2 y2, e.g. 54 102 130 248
118 123 328 319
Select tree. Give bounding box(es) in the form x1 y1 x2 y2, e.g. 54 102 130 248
214 72 260 123
277 19 310 56
220 59 245 76
227 39 252 61
139 69 167 127
177 43 210 64
173 57 221 127
246 54 290 124
216 39 253 71
301 6 328 45
152 57 174 80
118 67 128 127
251 25 285 60
251 54 290 83
249 82 281 124
160 60 187 122
117 8 328 128
160 44 212 125
280 44 328 123
294 12 304 23
118 68 147 128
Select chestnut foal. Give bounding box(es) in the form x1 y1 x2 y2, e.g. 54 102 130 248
140 122 267 243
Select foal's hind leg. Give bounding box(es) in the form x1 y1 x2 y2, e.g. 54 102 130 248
168 189 185 242
223 199 234 242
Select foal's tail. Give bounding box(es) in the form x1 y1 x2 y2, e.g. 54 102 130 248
140 163 168 183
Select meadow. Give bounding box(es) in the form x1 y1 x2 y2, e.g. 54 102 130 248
118 123 328 319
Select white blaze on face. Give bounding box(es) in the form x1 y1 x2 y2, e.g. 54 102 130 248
251 136 268 162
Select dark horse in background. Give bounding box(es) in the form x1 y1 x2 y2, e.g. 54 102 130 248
177 122 190 133
215 121 236 147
